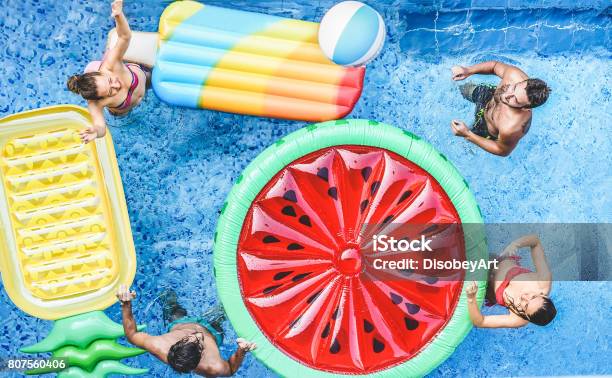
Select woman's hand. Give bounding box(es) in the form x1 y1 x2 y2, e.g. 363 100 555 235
451 65 470 81
465 281 478 301
236 338 257 353
111 0 123 18
79 127 98 144
79 124 106 144
116 284 136 304
501 241 519 257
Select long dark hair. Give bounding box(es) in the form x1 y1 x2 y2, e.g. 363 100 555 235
506 294 557 326
67 72 103 100
167 334 205 373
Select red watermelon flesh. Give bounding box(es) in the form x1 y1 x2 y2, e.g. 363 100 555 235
237 146 465 373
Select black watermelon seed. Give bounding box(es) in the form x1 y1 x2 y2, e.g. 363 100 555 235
290 315 301 328
263 235 280 244
273 271 293 281
361 167 372 181
299 215 311 227
307 290 322 304
418 201 424 208
400 268 413 276
390 292 403 305
317 167 329 182
382 215 394 224
360 199 369 212
405 302 420 314
263 285 282 294
332 307 340 320
373 338 385 353
281 206 296 217
287 243 304 250
398 190 413 204
321 323 330 338
404 316 419 330
363 319 374 333
424 276 438 284
330 339 341 354
328 187 338 200
292 272 312 282
421 224 438 234
370 181 381 195
283 190 298 203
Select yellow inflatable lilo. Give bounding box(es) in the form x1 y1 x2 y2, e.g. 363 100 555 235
0 106 146 377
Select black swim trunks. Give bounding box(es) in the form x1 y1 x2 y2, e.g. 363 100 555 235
459 83 498 140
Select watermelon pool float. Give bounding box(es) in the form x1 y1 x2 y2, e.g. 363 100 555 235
214 120 487 377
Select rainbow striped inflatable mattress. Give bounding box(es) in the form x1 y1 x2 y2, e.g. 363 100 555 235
151 1 365 121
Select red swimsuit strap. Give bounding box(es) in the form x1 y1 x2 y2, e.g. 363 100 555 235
495 266 532 307
110 64 140 111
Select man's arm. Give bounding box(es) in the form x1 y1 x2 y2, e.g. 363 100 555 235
452 61 527 80
101 1 132 71
201 339 256 377
121 300 151 348
117 285 156 351
202 349 247 377
450 120 518 156
464 131 518 157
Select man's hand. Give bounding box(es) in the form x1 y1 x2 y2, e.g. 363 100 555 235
236 338 257 352
116 284 136 304
451 65 470 81
451 120 470 138
111 0 124 18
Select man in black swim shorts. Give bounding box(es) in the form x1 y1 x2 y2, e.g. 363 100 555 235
450 61 551 156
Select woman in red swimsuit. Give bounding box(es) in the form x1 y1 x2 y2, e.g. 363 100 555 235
66 1 149 143
466 234 556 328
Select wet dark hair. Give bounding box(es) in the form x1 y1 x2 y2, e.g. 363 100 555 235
507 295 557 326
527 297 557 326
167 336 204 373
524 78 550 108
66 72 103 100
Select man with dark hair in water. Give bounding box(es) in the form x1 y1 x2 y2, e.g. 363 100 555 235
451 61 551 156
117 285 256 376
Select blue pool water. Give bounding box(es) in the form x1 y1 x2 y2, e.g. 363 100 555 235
1 0 610 377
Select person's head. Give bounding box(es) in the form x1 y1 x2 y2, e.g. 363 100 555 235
506 291 557 326
167 332 205 373
67 71 122 101
499 79 550 109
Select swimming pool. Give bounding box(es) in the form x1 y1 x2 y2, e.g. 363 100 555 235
0 0 610 376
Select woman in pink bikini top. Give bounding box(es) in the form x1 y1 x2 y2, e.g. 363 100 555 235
466 234 556 328
66 0 150 143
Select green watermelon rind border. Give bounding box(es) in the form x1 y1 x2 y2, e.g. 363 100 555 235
213 119 487 378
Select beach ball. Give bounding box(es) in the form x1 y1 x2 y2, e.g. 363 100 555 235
318 1 386 67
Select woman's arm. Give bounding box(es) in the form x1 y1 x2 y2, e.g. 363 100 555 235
525 235 552 285
101 1 131 71
465 282 528 328
503 234 552 292
80 101 107 144
475 314 529 328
